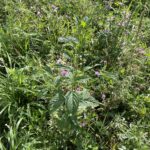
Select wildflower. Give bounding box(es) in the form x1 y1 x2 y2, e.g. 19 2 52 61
102 94 106 100
51 5 58 12
76 87 81 92
37 11 41 16
118 2 124 6
61 69 69 77
56 58 62 64
95 71 100 77
80 122 86 127
103 29 110 33
125 12 131 19
83 16 89 22
118 22 126 27
136 48 145 55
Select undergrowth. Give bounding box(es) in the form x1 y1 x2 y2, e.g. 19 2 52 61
0 0 150 150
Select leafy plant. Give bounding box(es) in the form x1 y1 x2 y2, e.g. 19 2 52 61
0 0 149 149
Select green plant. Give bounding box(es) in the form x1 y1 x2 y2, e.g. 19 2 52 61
0 0 149 149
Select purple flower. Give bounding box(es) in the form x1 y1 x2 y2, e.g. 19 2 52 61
103 29 110 33
51 5 58 12
76 87 81 92
61 69 69 77
95 71 100 77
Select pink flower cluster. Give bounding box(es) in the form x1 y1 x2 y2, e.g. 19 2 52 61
61 69 69 77
95 71 100 77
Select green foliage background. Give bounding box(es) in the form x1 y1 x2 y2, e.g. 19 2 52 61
0 0 149 149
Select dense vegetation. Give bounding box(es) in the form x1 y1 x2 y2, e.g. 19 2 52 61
0 0 150 149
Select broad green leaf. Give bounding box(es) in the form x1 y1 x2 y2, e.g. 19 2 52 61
78 89 100 111
65 91 79 113
49 92 65 112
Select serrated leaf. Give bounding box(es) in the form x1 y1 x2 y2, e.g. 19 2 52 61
65 91 79 113
79 89 100 110
49 93 65 112
54 76 61 86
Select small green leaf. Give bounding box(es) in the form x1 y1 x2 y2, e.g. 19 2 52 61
81 21 86 28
